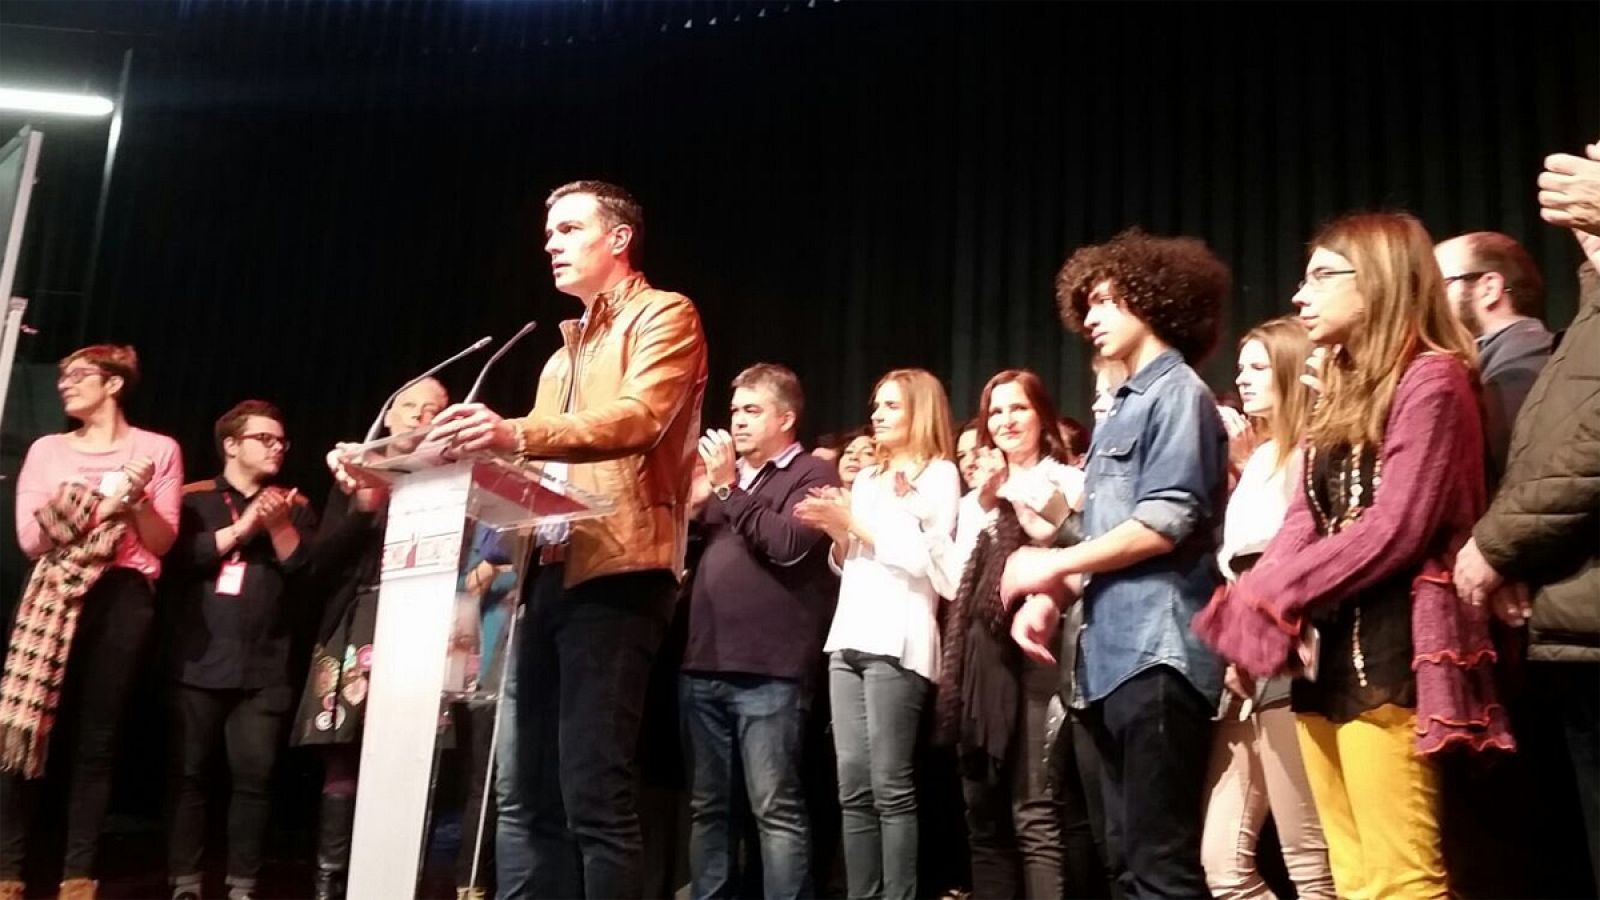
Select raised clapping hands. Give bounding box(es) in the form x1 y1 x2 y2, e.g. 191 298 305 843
122 457 156 501
1218 405 1255 474
971 447 1007 509
1301 346 1329 396
98 456 156 519
793 485 852 544
234 485 298 535
697 429 737 491
1538 141 1600 235
998 466 1071 542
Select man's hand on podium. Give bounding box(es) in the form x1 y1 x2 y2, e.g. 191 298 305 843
429 403 520 455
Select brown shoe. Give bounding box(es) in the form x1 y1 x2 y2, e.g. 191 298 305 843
0 879 24 900
59 878 98 900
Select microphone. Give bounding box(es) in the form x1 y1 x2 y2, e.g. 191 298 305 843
463 320 538 405
363 336 493 443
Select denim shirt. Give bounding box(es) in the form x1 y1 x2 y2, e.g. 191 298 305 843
1074 349 1226 707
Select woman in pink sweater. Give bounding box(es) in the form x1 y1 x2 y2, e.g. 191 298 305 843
0 344 182 900
1194 213 1511 900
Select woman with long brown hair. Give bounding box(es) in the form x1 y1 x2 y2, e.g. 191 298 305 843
795 368 959 900
1200 317 1334 899
1195 212 1512 900
928 369 1091 899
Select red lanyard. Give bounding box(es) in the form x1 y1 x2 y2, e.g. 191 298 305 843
220 492 245 561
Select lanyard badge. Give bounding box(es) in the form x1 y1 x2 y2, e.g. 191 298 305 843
217 491 249 597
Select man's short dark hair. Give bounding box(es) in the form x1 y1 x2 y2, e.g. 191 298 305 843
546 180 645 261
731 363 804 429
1459 231 1546 319
1055 227 1230 364
215 399 283 458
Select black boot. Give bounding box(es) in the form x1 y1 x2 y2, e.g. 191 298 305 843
314 793 355 900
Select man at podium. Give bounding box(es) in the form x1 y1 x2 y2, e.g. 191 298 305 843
430 180 708 900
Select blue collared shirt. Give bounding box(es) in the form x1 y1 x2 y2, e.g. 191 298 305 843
1075 348 1227 706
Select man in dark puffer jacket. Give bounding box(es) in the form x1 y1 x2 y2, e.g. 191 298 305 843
1455 232 1600 895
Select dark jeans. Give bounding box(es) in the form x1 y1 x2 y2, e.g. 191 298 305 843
1054 713 1113 900
962 660 1061 900
829 650 928 900
167 683 290 886
681 672 812 900
494 565 673 900
0 568 153 880
1082 665 1213 900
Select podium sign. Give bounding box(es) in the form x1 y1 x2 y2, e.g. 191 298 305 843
343 447 609 898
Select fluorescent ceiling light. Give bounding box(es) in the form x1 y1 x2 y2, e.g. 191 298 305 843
0 87 114 118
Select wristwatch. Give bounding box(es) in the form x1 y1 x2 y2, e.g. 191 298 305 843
712 483 732 501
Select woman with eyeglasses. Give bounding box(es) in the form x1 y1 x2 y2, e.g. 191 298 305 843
795 368 960 900
1 344 183 900
1200 317 1334 899
1196 213 1513 900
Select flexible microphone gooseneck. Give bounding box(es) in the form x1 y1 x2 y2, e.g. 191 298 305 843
362 336 493 444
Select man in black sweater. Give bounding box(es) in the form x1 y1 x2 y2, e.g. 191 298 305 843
681 363 839 900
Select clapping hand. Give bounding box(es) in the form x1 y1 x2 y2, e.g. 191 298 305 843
242 487 295 534
122 457 156 502
697 429 737 492
1218 406 1255 474
1539 142 1600 235
972 447 1007 507
1301 346 1329 396
794 485 853 543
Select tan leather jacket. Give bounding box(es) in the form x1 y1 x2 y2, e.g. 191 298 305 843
510 273 708 588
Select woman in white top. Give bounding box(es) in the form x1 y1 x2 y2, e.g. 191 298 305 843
928 369 1088 899
1202 316 1335 899
795 368 959 900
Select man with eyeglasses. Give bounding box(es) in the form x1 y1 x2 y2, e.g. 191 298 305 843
1435 231 1553 483
165 400 316 900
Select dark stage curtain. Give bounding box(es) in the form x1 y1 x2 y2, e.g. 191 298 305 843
0 1 1593 891
1 0 1594 504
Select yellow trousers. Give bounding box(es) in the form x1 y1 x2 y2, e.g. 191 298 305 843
1296 705 1447 900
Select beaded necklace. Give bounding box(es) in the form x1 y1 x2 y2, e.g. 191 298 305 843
1304 442 1383 687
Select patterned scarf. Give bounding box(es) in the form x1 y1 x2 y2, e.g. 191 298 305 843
0 483 127 778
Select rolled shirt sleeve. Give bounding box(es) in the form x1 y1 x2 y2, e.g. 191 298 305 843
1129 385 1226 546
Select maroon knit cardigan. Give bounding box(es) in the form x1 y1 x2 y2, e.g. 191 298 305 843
1193 353 1515 755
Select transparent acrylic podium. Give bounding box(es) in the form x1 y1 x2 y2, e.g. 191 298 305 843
339 437 611 899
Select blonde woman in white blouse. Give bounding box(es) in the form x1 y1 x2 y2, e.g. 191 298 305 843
1203 317 1334 899
795 368 959 900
